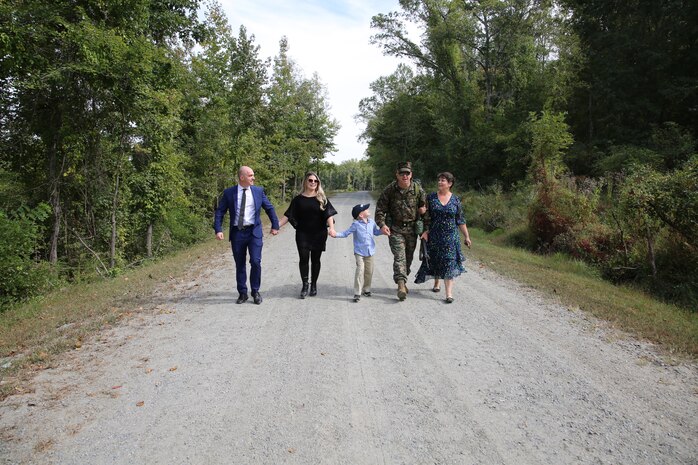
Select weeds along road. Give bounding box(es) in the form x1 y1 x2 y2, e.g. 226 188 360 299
1 191 696 465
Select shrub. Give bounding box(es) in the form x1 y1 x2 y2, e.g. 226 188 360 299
464 183 531 233
492 222 537 249
466 183 508 232
528 176 600 250
526 111 583 250
597 145 662 174
649 122 695 171
598 161 698 310
649 235 698 309
627 156 698 249
552 221 617 265
0 204 54 308
155 206 209 253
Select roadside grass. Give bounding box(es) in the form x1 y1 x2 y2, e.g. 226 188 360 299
0 238 224 400
468 228 698 358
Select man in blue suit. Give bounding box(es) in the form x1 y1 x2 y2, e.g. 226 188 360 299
214 166 279 304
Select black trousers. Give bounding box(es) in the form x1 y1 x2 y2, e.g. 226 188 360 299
298 247 323 284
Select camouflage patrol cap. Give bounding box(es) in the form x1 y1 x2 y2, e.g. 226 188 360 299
396 161 412 173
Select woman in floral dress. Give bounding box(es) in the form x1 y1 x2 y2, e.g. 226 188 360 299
414 172 472 303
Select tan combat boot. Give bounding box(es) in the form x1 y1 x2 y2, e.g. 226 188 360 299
397 280 407 301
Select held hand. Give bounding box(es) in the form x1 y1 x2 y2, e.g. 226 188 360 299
380 225 391 237
329 229 337 238
420 231 429 241
418 206 427 216
270 229 279 236
216 232 224 240
464 237 472 248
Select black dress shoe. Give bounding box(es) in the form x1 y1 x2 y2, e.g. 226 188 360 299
252 292 262 304
309 283 317 296
236 294 248 304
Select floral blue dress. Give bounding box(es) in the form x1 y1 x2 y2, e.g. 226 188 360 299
414 192 466 283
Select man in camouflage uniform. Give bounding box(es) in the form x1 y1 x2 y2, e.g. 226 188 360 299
375 161 428 301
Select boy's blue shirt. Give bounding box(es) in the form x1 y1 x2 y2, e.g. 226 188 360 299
336 218 382 257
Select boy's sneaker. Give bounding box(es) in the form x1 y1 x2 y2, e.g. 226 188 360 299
353 295 361 302
362 291 372 297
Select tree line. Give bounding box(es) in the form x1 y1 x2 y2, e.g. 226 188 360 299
0 0 358 306
1 0 696 309
360 0 696 308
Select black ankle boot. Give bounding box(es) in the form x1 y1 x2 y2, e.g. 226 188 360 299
309 283 317 296
300 281 309 299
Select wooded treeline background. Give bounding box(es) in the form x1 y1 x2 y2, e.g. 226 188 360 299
1 0 696 309
0 0 373 305
360 0 696 308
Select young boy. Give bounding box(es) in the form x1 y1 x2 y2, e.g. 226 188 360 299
332 203 383 302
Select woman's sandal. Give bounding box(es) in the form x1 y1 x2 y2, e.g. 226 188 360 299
432 286 441 293
445 296 454 304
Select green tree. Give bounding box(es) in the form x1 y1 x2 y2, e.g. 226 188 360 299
0 204 52 306
526 111 577 247
367 0 570 186
561 0 698 172
626 157 698 250
0 0 201 272
266 37 339 198
181 4 259 215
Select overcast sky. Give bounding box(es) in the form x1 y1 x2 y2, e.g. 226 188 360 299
218 0 407 164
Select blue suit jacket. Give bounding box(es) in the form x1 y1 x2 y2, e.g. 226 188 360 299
214 185 280 240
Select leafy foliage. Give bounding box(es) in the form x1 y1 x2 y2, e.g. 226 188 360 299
366 0 570 186
465 182 531 233
623 157 698 250
0 0 695 310
319 159 376 192
561 0 698 159
360 1 696 308
0 0 341 305
0 204 54 307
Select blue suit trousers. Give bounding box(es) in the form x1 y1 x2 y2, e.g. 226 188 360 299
231 228 263 295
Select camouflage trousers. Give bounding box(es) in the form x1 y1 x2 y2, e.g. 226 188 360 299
389 230 418 283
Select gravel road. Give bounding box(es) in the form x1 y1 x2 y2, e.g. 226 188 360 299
1 191 696 465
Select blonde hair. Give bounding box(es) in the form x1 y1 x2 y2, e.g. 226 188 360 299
301 171 327 211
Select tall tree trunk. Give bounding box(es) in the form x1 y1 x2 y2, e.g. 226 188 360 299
48 136 62 264
146 223 153 257
645 223 657 278
110 173 120 269
49 184 61 264
587 91 594 142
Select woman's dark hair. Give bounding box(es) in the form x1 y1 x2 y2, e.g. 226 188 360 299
437 171 455 184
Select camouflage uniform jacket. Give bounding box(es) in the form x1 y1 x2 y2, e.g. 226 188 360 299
375 181 429 233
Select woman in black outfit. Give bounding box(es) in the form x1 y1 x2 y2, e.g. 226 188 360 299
278 171 337 298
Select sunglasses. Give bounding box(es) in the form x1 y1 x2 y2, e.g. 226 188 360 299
399 172 411 177
307 179 318 183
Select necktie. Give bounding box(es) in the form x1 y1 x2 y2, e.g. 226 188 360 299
238 188 247 228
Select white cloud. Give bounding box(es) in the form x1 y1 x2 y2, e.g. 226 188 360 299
218 0 405 163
